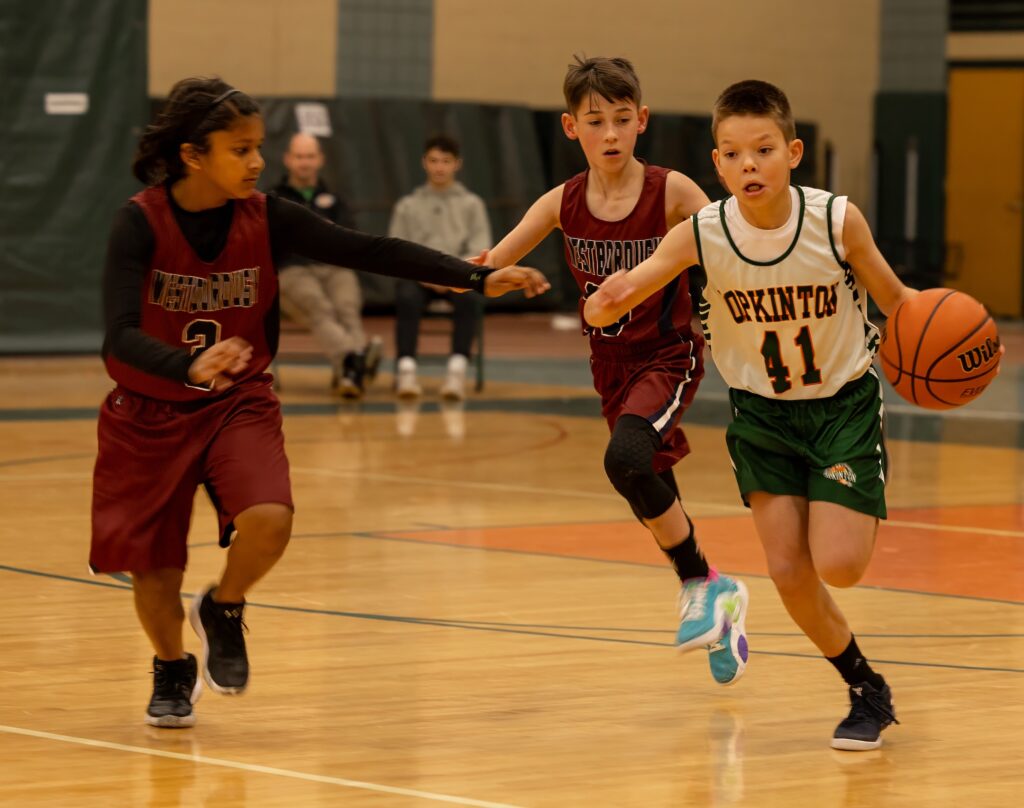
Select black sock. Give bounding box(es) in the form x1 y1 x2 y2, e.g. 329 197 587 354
827 636 885 689
662 514 710 583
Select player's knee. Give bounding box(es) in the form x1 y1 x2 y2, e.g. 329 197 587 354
605 418 657 487
767 557 816 596
817 557 868 589
603 441 640 494
265 507 293 553
240 503 292 554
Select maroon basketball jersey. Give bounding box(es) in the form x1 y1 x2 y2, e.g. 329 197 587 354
105 186 276 401
561 164 694 348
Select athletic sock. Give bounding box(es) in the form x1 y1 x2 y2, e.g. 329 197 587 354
827 635 885 689
663 514 710 583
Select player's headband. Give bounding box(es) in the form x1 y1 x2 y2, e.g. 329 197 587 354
185 88 243 143
209 88 240 108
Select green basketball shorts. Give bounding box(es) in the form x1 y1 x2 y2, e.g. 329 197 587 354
726 369 888 518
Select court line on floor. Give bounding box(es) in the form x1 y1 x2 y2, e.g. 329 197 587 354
0 725 521 808
349 530 1024 606
5 463 1024 538
886 519 1024 538
374 618 1024 640
298 467 1024 529
249 468 1024 536
0 452 93 469
2 386 1022 422
0 463 746 514
0 564 1020 674
188 526 1024 605
289 465 747 511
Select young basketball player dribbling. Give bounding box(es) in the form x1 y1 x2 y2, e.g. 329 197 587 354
93 77 549 728
586 80 918 749
484 56 751 685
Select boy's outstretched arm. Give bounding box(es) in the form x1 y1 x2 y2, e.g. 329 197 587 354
484 186 563 268
584 218 700 327
843 202 918 316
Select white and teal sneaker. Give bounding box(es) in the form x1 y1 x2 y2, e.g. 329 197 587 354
707 578 749 686
676 573 733 652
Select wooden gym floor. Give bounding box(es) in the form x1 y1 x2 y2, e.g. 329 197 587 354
0 314 1021 806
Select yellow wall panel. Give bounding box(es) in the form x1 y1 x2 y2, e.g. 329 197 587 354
433 0 880 205
149 0 336 97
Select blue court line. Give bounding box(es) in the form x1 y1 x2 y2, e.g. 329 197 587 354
0 563 1021 676
189 527 1024 607
0 452 94 469
0 564 132 591
361 618 1024 640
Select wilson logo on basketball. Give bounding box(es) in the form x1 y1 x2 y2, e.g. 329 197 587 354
955 337 1000 373
824 463 857 488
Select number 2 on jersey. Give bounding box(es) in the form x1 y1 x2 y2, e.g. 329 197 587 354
182 319 222 356
760 326 822 394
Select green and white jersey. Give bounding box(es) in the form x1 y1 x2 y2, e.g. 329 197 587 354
693 186 880 399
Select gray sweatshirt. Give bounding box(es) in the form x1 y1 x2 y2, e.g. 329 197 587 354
387 181 492 259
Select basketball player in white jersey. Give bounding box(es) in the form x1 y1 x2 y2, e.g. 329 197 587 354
584 80 918 751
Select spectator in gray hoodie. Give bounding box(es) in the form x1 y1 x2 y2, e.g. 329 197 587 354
388 135 491 400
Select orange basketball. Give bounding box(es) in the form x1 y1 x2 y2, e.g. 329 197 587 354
878 289 1001 410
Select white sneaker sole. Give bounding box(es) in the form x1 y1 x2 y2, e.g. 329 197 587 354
831 737 884 751
710 580 749 686
145 712 197 728
145 665 203 728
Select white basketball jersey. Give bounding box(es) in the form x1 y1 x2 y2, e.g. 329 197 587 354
693 186 879 399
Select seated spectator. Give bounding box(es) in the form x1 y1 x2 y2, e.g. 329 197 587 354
387 135 490 400
273 132 380 397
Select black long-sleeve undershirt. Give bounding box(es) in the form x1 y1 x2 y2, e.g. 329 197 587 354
102 193 492 383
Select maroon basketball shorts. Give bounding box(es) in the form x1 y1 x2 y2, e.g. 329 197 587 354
90 376 293 573
591 333 705 473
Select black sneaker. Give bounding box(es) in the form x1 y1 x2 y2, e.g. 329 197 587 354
146 653 201 728
336 352 365 399
189 585 249 695
831 681 899 750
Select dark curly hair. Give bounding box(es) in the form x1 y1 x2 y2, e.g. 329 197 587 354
132 77 260 185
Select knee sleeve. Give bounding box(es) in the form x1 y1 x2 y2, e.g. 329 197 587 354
604 415 679 520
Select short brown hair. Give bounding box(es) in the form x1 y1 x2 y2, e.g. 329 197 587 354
563 55 641 114
712 80 795 142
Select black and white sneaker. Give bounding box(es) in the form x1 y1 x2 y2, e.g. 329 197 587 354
189 585 249 695
831 681 899 750
146 654 201 728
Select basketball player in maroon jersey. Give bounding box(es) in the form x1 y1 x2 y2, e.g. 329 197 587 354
93 77 549 728
483 57 749 685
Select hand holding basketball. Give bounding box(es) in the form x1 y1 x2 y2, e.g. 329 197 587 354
878 289 1001 410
